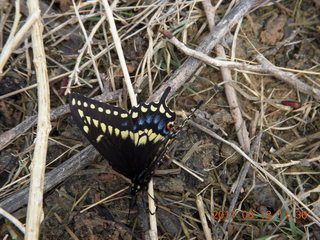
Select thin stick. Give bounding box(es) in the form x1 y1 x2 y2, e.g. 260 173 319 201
148 180 158 239
24 0 51 239
6 0 21 44
172 159 204 182
195 195 212 240
0 10 40 75
71 0 103 91
80 186 129 213
202 1 252 234
0 208 25 234
101 0 137 106
160 31 320 101
149 0 257 102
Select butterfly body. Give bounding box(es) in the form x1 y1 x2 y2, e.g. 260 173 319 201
69 88 176 194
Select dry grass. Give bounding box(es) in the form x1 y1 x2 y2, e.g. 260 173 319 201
0 0 319 239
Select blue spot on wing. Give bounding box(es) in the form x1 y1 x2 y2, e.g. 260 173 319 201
146 115 153 124
153 115 160 124
157 120 165 131
138 117 145 125
121 121 128 127
163 128 169 135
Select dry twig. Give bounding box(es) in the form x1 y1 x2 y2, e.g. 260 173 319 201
24 0 51 239
149 0 257 102
160 31 320 100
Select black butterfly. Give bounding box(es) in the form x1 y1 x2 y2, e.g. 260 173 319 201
69 87 176 194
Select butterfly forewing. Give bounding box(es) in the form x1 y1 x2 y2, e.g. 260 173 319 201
69 93 137 179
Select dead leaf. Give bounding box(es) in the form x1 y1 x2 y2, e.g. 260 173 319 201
260 14 288 45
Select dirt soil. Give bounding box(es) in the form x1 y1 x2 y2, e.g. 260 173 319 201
0 0 319 239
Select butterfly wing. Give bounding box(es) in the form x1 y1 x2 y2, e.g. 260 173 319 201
69 87 176 191
69 93 137 180
128 87 176 186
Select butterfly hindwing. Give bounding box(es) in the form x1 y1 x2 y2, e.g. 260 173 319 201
128 88 175 174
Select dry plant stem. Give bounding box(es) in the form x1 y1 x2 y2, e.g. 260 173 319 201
71 0 103 90
149 0 257 102
196 195 212 240
162 33 320 101
0 10 40 76
25 0 51 239
216 45 252 232
203 1 251 233
80 186 129 213
274 131 320 155
0 146 99 215
255 54 320 99
190 121 320 226
7 0 21 43
0 89 121 152
148 180 158 240
67 15 106 92
0 208 25 234
101 0 137 106
101 1 157 237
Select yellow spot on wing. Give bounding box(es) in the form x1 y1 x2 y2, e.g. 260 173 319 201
121 113 128 118
159 104 165 113
114 111 119 116
115 128 120 136
83 126 89 133
90 104 95 109
151 105 157 112
98 107 103 112
149 133 157 141
78 109 84 118
96 135 104 142
72 98 76 105
132 112 138 118
141 106 148 112
154 134 164 143
106 109 111 114
108 126 113 135
77 100 81 106
93 119 99 127
134 132 139 145
166 112 172 118
83 102 88 107
129 131 134 140
138 135 147 145
147 129 153 136
86 116 91 124
101 123 106 133
121 130 129 139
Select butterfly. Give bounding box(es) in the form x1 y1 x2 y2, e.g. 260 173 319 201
69 87 176 195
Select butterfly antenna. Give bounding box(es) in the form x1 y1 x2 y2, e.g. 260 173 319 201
174 100 204 133
159 87 172 103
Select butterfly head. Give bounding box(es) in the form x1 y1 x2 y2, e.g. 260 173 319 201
130 183 142 195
